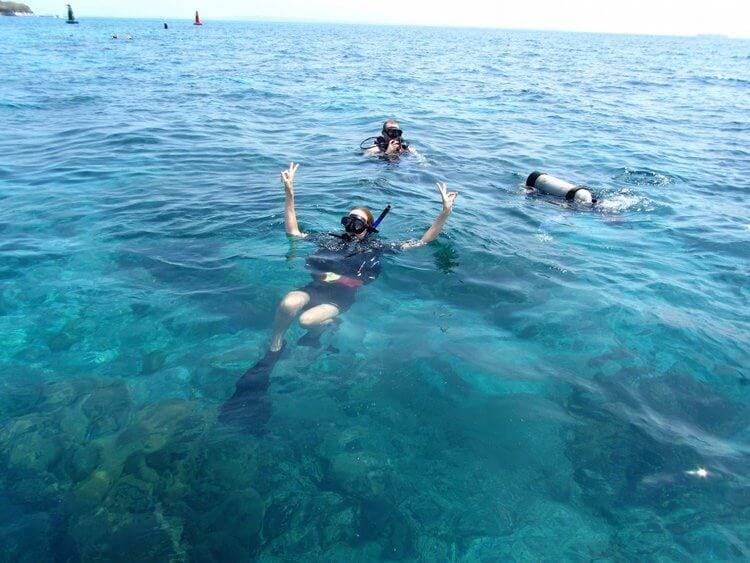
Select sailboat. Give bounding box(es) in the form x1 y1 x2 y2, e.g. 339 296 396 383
65 4 78 24
193 11 202 26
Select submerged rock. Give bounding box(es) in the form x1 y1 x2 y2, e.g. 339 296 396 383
40 378 98 411
262 494 303 544
0 367 44 421
69 511 181 561
8 473 60 506
359 497 415 560
106 474 155 514
80 379 132 438
47 328 77 352
636 373 749 439
140 350 167 375
3 420 62 473
111 515 181 561
0 376 265 561
568 372 749 502
117 400 206 454
69 470 113 513
61 442 102 483
122 451 161 484
327 452 390 497
186 488 263 560
318 492 361 547
262 490 360 555
0 512 53 563
565 371 750 561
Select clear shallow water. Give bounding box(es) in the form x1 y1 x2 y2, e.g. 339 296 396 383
1 16 749 560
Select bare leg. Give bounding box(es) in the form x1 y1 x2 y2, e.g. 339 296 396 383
270 290 310 352
298 304 342 342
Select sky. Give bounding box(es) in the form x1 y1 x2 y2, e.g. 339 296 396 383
30 0 750 38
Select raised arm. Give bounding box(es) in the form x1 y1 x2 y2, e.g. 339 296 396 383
281 162 306 238
419 182 458 245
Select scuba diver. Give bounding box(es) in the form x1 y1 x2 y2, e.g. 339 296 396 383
362 120 413 157
220 162 458 432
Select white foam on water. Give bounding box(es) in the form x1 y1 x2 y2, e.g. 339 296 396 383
597 193 651 214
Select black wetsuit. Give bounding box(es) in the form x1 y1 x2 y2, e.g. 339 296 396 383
299 234 392 311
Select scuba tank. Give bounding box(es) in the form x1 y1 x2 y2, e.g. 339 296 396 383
526 171 596 204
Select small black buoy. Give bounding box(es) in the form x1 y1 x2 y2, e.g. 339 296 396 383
164 22 168 29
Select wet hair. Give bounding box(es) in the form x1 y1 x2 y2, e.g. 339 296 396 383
351 207 374 226
382 119 399 132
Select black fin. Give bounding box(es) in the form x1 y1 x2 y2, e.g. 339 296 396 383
219 345 285 434
297 331 322 349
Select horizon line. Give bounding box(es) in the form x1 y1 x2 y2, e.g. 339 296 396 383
19 14 750 40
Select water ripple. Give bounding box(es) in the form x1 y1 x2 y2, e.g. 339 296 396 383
0 17 748 561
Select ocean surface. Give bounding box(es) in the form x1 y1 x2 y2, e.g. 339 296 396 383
1 16 749 561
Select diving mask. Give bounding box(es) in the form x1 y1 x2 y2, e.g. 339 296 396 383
341 214 369 234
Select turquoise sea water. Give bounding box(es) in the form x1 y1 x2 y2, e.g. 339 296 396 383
1 16 749 560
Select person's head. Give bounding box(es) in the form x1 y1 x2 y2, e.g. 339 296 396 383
341 207 374 240
381 120 403 143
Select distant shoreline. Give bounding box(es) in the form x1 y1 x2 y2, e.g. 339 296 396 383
0 1 33 16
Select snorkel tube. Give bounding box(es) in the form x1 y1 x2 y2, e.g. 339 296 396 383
368 205 391 234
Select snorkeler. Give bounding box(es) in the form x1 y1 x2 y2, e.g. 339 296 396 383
362 120 412 157
220 162 457 431
269 162 455 351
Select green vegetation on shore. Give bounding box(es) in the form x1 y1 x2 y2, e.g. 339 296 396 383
0 1 33 15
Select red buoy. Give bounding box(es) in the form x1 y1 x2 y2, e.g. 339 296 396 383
194 11 202 25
